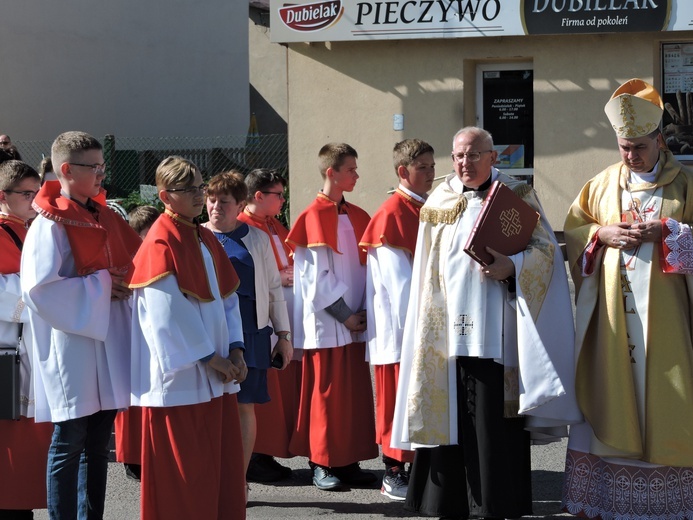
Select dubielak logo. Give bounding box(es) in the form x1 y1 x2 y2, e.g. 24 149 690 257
278 1 344 32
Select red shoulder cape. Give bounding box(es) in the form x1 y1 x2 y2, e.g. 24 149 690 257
286 193 371 265
33 180 141 276
237 209 293 268
127 210 239 302
359 189 423 256
0 214 27 274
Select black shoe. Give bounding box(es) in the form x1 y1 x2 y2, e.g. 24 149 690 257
263 454 292 479
381 466 408 501
124 463 141 481
247 453 292 482
0 510 34 519
312 465 342 490
331 462 377 486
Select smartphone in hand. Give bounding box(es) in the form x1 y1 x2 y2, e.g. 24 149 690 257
271 353 283 369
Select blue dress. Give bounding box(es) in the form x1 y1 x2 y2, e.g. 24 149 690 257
213 223 272 404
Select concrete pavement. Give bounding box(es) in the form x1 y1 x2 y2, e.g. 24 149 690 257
33 439 571 519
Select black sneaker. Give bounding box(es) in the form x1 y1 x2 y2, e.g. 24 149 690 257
263 454 292 479
246 453 292 482
124 463 141 482
331 462 377 486
381 467 408 501
312 465 342 490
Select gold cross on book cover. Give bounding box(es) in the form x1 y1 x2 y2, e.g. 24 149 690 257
463 181 540 267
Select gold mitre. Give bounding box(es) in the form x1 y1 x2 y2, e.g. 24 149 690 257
604 78 663 138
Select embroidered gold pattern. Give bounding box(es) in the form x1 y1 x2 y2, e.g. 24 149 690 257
614 96 658 138
420 197 467 224
407 225 451 444
518 221 554 321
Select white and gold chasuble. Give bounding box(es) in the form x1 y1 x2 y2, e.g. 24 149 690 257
563 151 693 519
392 170 580 450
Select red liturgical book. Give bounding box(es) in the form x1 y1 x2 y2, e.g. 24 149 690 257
464 181 540 266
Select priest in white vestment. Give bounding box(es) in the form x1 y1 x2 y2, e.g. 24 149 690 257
393 126 580 519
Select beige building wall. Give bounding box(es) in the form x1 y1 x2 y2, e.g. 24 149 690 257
249 9 288 134
0 1 248 141
285 32 693 230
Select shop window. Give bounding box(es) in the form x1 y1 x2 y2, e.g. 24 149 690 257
662 42 693 162
476 63 534 184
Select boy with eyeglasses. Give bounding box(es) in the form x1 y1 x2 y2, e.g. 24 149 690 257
127 156 247 520
238 168 300 483
20 132 142 519
0 160 54 518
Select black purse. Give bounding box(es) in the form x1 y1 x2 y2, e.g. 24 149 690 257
0 222 24 420
0 332 21 420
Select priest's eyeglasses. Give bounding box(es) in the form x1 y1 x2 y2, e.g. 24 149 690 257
451 150 493 163
165 183 208 195
69 162 107 174
4 189 39 200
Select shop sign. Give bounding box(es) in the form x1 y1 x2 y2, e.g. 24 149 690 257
270 0 691 42
522 0 671 35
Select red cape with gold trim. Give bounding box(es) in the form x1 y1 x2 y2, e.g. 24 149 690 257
359 189 423 256
286 193 370 265
33 181 140 275
0 214 27 273
127 210 239 302
238 209 293 267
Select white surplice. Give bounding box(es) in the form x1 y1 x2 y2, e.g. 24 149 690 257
293 214 366 349
131 243 244 407
364 186 425 366
21 215 130 423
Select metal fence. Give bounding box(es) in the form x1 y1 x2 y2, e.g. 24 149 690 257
15 133 289 201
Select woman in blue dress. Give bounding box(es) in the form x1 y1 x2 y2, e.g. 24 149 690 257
203 171 293 499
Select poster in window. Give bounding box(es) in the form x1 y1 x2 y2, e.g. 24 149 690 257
482 69 534 181
662 43 693 158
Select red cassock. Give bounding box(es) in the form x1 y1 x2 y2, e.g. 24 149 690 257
374 364 414 463
140 395 245 520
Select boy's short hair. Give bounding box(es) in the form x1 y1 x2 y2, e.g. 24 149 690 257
244 168 286 201
155 156 199 191
51 131 102 171
0 160 41 190
393 139 434 174
318 143 357 179
128 205 160 234
207 171 247 203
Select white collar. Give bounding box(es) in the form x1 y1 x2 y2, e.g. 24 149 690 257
398 184 427 203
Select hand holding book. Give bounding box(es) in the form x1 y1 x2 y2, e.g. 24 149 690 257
463 181 540 267
481 247 516 281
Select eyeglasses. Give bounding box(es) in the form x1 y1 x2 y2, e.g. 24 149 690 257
451 150 493 163
0 141 10 145
166 183 208 195
69 162 106 174
261 191 286 200
4 189 39 200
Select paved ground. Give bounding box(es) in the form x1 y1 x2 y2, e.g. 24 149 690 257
33 439 571 519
